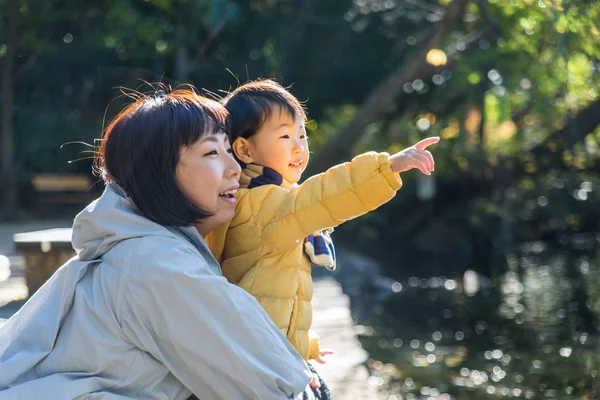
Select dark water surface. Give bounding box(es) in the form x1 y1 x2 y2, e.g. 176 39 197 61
350 238 600 399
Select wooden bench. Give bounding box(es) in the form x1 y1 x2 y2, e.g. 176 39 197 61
32 173 96 205
13 228 75 296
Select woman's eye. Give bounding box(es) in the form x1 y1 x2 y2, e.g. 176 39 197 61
279 135 290 139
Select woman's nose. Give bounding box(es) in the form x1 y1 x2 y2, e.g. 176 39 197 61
226 152 241 178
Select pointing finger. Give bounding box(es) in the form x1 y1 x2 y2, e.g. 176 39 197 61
414 136 440 150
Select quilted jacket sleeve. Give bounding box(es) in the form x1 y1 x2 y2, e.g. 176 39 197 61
252 151 402 251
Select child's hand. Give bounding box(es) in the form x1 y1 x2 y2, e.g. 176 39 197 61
309 372 321 389
313 350 334 364
389 136 440 175
307 350 332 389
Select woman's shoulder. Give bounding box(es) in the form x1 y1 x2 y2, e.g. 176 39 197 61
111 234 215 280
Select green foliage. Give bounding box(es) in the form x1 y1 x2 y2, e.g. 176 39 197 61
1 0 599 262
311 1 600 278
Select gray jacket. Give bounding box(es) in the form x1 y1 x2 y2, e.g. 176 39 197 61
0 184 311 399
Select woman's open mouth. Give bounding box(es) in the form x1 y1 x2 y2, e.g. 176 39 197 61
219 189 238 204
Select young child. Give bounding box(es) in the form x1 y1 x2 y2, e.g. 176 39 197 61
206 79 438 393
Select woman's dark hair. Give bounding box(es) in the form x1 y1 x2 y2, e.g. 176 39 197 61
94 87 229 226
223 79 307 146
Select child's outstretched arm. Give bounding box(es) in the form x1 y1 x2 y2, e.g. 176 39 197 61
251 137 439 251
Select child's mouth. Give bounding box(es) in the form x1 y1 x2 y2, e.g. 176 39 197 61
289 161 303 169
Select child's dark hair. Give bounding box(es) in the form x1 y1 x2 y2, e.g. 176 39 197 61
94 86 229 226
223 79 307 144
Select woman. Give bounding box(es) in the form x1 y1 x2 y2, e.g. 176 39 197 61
0 88 312 399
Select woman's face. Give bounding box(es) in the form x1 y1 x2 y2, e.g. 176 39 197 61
176 132 241 236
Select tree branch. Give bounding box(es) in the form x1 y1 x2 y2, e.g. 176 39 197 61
401 0 445 19
188 23 225 72
476 0 502 39
530 98 600 158
306 0 470 176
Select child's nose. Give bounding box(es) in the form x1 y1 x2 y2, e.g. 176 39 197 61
293 138 305 153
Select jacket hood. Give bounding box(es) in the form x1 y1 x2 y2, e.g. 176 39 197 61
72 183 203 261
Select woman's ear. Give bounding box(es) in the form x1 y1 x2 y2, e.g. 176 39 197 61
232 138 253 164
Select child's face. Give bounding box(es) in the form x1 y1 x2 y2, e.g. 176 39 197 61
241 111 309 184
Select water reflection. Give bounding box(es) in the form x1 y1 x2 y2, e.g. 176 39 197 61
352 239 600 399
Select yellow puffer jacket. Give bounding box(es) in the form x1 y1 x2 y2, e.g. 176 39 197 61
206 151 402 360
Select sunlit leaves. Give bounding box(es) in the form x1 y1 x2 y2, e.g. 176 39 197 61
426 48 448 66
441 120 460 140
467 72 481 85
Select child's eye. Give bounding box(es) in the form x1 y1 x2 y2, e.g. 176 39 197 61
204 150 218 156
279 135 290 139
226 148 234 154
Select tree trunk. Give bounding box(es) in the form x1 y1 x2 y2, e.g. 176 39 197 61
477 66 489 154
281 0 318 79
530 98 600 159
1 0 19 221
306 0 470 176
173 21 190 83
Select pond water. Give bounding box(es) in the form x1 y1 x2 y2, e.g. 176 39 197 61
351 238 600 399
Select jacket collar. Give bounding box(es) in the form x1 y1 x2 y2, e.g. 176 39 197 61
240 163 295 190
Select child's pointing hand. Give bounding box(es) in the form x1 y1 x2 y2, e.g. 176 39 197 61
389 136 440 175
313 350 333 364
